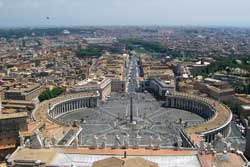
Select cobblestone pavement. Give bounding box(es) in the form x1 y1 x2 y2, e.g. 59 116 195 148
58 92 205 147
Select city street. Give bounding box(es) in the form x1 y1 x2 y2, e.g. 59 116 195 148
127 55 140 93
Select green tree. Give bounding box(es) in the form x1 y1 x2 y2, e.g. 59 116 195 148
75 47 102 58
38 87 65 102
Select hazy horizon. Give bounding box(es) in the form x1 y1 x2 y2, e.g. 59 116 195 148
1 0 250 28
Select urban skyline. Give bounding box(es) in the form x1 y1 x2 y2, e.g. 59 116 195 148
1 2 250 166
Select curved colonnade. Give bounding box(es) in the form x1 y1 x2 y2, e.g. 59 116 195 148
48 97 98 120
33 92 99 127
165 93 232 143
46 94 99 125
34 92 232 144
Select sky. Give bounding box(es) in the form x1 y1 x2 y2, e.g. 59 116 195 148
0 0 250 28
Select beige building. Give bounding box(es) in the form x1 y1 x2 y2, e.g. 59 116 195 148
232 94 250 105
111 80 126 93
1 100 35 113
194 78 234 101
83 53 128 95
144 68 174 80
214 73 250 86
71 78 112 101
0 112 28 161
229 94 250 119
4 83 44 101
99 78 112 101
142 78 176 99
139 55 173 79
94 54 128 81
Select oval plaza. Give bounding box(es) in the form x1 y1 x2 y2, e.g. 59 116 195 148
7 90 245 167
5 56 249 167
44 91 232 146
4 82 249 167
